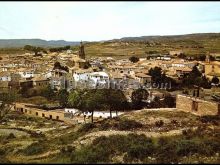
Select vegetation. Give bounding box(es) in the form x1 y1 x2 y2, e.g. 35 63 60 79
49 45 71 52
68 127 220 163
148 67 177 89
98 118 143 131
211 76 220 85
182 65 211 88
57 89 69 107
68 89 129 122
131 88 149 109
24 45 46 56
22 141 46 156
129 56 139 63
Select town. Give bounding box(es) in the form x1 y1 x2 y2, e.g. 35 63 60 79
0 1 220 164
0 39 220 163
1 41 220 120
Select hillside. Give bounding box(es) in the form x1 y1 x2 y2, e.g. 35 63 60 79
1 33 220 58
0 39 80 48
0 109 219 163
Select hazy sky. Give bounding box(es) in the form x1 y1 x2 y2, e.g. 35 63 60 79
0 1 220 41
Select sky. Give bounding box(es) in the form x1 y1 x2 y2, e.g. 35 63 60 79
0 1 220 41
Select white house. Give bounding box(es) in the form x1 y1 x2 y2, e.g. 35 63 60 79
89 71 109 85
73 69 91 82
17 68 35 79
0 72 11 81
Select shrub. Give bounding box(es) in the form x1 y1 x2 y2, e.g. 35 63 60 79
200 115 220 125
61 145 75 155
7 133 16 139
155 120 164 127
117 119 143 131
156 137 179 163
23 142 45 155
70 145 110 163
0 149 6 155
99 120 111 130
125 140 155 161
78 123 95 133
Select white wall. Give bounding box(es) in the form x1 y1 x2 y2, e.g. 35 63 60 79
0 76 11 81
64 108 124 118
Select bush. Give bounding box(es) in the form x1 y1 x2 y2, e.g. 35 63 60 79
155 120 164 127
124 134 155 161
99 120 111 130
0 148 6 155
71 134 155 163
23 142 45 155
70 145 110 163
61 145 75 155
200 115 220 125
117 119 143 131
78 123 95 133
7 133 16 139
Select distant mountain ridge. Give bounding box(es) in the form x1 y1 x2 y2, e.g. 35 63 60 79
0 39 80 48
1 33 220 48
111 33 220 42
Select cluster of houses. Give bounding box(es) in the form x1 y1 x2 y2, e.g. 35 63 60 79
1 44 220 124
1 43 220 94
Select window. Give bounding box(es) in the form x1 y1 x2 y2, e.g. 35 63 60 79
42 113 45 117
56 116 59 120
25 109 27 113
36 112 38 116
49 115 52 119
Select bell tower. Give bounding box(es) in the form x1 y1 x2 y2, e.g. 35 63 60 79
205 51 210 63
79 41 85 59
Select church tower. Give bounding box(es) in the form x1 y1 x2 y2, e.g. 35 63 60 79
205 51 210 63
79 41 85 59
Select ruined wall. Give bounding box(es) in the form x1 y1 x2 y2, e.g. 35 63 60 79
197 101 219 116
176 95 220 116
176 95 193 113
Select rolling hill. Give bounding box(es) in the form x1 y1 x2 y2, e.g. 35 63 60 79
0 39 80 48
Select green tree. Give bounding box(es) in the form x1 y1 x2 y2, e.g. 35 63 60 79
68 89 87 121
182 65 208 88
83 89 103 123
131 89 149 109
57 89 69 107
41 85 55 100
96 89 128 118
163 94 176 108
148 67 162 83
0 91 18 120
24 45 45 56
149 96 163 108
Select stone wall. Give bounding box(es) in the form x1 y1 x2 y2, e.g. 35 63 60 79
176 94 220 116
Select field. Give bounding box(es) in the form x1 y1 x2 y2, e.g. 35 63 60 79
0 108 219 163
